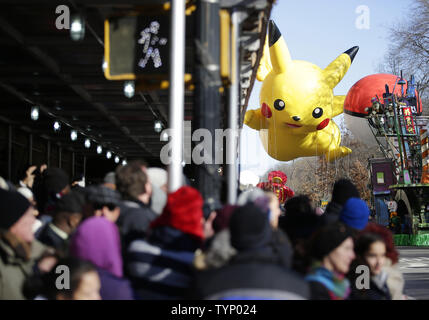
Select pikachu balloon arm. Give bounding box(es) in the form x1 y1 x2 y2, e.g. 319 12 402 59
332 95 346 118
318 122 352 162
244 108 269 130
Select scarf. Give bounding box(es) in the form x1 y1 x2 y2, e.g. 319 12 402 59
306 263 351 300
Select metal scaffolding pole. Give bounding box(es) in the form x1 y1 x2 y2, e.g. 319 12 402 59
193 0 221 203
226 9 240 204
71 151 75 178
58 146 62 168
28 133 33 165
8 125 12 180
168 0 186 193
47 140 51 167
83 156 87 181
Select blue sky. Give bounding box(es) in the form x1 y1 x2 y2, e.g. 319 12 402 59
240 0 415 176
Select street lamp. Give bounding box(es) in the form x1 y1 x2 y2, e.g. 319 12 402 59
124 81 135 98
70 130 78 141
30 106 39 121
70 14 85 41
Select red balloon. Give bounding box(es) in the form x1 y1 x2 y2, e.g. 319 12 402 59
344 73 422 117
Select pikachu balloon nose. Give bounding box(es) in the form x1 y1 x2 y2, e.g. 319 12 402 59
245 20 358 162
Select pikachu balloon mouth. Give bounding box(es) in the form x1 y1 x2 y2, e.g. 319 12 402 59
284 123 302 128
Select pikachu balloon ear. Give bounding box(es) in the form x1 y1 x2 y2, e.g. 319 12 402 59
324 46 359 89
268 20 292 74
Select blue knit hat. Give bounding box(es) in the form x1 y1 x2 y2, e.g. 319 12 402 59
339 197 370 230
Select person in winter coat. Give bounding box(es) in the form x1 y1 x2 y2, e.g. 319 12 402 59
339 197 371 231
70 216 135 300
323 179 360 225
125 186 205 300
146 167 168 216
0 189 51 299
360 222 405 299
305 222 356 300
193 203 309 300
23 257 101 300
84 185 122 223
115 161 157 249
193 205 238 270
348 232 392 300
36 190 84 253
279 195 324 275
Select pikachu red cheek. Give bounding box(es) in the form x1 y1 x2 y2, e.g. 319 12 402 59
317 118 330 130
261 102 272 118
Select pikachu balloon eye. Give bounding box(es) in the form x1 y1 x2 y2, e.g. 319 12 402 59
312 107 323 118
274 99 285 111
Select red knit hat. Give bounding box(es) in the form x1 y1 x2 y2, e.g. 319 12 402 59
150 186 204 241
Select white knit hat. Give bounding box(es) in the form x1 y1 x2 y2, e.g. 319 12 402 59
147 167 168 188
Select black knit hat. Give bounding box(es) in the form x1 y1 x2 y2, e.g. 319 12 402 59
55 191 85 214
0 188 31 230
310 222 355 260
229 203 272 251
43 168 69 194
331 179 360 206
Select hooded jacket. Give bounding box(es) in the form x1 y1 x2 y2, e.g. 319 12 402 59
70 217 134 300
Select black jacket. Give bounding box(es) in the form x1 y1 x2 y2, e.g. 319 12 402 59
309 281 332 300
117 199 157 249
36 223 68 253
192 231 309 300
349 277 392 300
347 260 392 300
322 201 343 225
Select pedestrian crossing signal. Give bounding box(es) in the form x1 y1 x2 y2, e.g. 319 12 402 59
104 14 170 80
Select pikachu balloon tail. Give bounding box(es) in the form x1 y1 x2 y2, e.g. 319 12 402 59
245 20 359 162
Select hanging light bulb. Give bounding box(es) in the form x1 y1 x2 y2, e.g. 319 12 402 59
123 81 135 98
70 130 78 141
84 138 91 148
30 106 39 121
102 56 108 72
114 156 120 163
122 159 127 166
154 120 163 133
106 151 112 159
160 131 169 142
97 145 103 154
70 13 85 41
53 121 61 132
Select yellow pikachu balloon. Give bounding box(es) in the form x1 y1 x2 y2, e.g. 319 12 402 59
245 21 358 162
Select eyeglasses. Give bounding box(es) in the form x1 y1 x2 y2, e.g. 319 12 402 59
92 203 117 211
